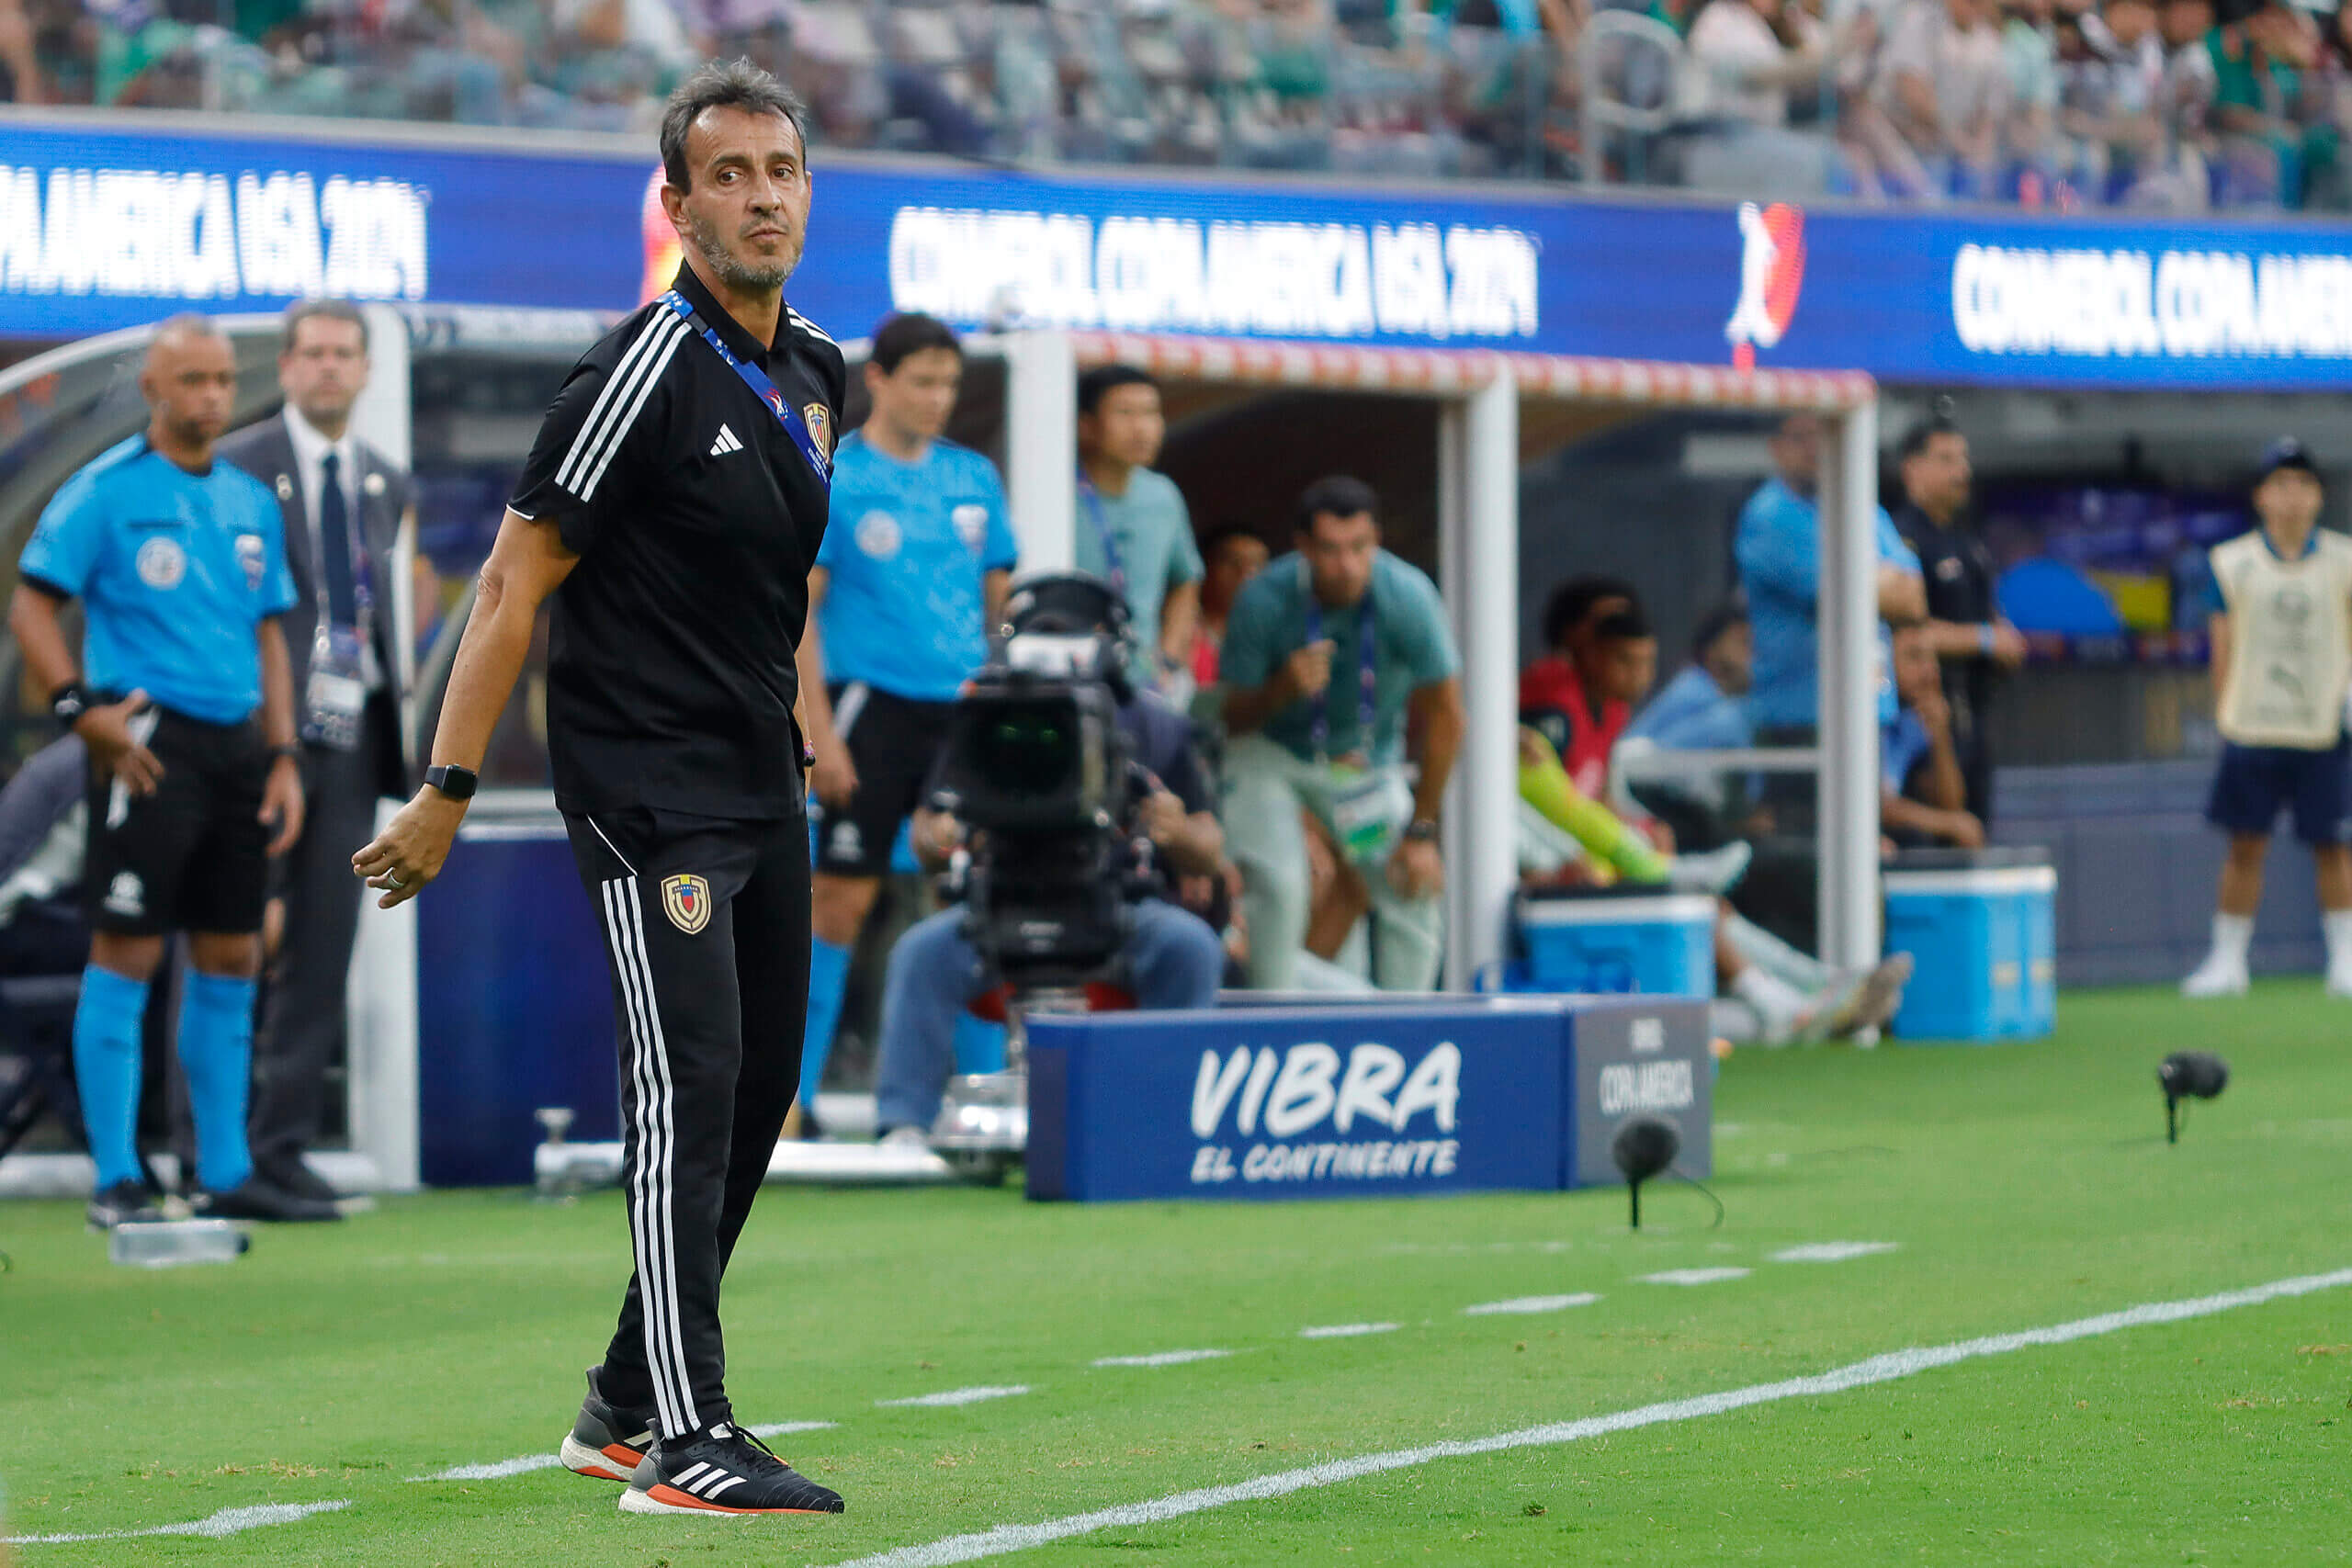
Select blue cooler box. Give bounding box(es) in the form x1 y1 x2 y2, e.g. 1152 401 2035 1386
1510 888 1715 998
1883 858 2057 1042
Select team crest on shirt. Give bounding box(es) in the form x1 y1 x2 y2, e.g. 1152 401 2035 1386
803 403 832 459
661 874 712 935
135 537 186 590
952 503 989 551
235 534 266 592
855 510 902 561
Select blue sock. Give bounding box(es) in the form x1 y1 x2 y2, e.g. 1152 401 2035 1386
799 936 852 1108
177 972 256 1194
72 965 150 1192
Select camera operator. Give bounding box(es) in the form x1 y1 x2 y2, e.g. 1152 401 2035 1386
871 574 1226 1144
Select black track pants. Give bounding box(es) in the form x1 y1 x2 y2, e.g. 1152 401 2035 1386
564 805 811 1438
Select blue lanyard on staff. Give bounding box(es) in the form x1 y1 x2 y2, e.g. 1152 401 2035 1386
658 291 831 490
1075 468 1126 595
1302 561 1377 766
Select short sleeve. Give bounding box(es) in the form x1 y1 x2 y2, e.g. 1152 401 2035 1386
18 469 107 600
509 318 673 556
1735 486 1816 608
255 487 299 616
1395 567 1461 685
1217 573 1283 690
1876 507 1922 573
1165 486 1204 587
814 492 854 572
980 463 1019 573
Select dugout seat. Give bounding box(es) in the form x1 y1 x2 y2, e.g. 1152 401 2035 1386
0 971 85 1163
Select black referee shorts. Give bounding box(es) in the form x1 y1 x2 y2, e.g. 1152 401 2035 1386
812 682 955 877
85 706 273 939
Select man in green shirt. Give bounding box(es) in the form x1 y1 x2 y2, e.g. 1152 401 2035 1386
1219 475 1464 992
1076 366 1203 694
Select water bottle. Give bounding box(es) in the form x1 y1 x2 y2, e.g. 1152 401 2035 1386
108 1220 249 1269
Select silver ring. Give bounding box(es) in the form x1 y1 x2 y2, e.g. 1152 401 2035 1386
385 870 406 888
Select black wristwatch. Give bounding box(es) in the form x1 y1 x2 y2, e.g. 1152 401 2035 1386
49 682 87 731
424 763 480 801
1403 818 1441 843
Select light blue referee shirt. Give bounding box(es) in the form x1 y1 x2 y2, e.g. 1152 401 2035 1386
19 435 297 724
816 433 1018 703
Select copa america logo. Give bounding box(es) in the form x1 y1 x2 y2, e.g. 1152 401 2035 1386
1724 201 1806 370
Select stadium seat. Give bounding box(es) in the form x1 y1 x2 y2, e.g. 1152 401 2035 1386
0 972 85 1164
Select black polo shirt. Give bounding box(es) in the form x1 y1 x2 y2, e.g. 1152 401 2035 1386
1894 501 1999 737
512 265 845 819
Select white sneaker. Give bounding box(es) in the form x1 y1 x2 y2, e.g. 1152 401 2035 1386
1668 841 1754 896
2181 953 2250 998
2326 963 2352 999
878 1124 932 1150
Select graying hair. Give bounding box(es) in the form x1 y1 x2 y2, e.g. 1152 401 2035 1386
660 59 810 193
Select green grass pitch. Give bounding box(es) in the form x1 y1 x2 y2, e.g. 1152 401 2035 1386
4 982 2349 1566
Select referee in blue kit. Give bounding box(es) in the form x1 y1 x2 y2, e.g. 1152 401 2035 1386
8 316 327 1228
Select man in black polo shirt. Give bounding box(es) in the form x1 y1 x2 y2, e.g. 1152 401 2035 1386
352 61 846 1517
1893 415 2026 824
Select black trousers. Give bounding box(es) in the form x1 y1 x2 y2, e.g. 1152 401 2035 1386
250 726 392 1179
564 804 811 1440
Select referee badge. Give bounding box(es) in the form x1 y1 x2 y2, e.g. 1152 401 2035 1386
661 874 712 935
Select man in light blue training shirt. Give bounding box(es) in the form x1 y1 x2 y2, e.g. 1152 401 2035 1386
1736 413 1927 791
1075 364 1203 694
7 316 325 1228
792 313 1016 1129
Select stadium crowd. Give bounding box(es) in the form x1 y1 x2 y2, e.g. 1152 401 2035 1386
5 0 2352 208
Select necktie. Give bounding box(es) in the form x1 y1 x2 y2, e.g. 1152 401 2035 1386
319 449 356 627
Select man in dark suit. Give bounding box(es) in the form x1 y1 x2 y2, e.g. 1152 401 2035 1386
219 299 413 1204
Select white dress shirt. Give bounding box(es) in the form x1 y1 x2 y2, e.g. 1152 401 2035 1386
281 404 382 689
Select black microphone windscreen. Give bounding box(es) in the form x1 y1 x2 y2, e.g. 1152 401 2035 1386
2160 1051 2231 1100
1611 1115 1681 1184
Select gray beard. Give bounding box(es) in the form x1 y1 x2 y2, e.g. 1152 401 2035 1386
687 212 797 293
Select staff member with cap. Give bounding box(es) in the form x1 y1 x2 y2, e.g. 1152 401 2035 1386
2181 438 2352 1000
220 299 413 1206
351 60 846 1517
7 314 321 1229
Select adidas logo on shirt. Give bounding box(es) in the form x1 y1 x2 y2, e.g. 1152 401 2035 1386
708 424 742 457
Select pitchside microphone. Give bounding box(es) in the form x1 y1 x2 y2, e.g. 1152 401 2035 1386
1611 1115 1680 1230
2158 1051 2230 1145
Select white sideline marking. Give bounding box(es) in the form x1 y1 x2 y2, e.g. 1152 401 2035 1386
6 1500 351 1544
1464 1293 1600 1316
824 1267 2352 1568
1298 1322 1397 1339
1640 1268 1751 1286
1093 1350 1233 1368
1773 1242 1899 1264
408 1420 836 1481
880 1385 1030 1408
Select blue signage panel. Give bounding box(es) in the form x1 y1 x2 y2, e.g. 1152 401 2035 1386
5 116 2349 389
1026 1001 1571 1202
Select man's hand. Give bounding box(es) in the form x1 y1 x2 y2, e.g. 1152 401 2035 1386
810 735 859 811
1280 639 1336 702
1387 835 1444 899
76 690 163 795
1939 809 1986 850
352 787 469 908
260 753 305 857
1140 788 1188 846
1990 620 2028 670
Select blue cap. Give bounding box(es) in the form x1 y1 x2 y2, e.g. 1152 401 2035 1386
2260 437 2320 479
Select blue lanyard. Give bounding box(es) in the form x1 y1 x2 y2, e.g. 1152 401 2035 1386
1301 563 1378 763
658 291 830 490
1075 469 1126 594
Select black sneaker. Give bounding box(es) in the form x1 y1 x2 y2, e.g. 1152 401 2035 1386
619 1423 843 1516
195 1176 342 1223
87 1179 162 1231
560 1368 659 1482
259 1156 343 1206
